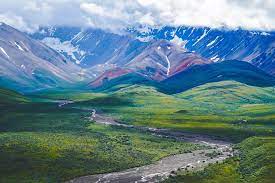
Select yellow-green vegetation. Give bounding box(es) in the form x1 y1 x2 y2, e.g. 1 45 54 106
0 87 29 105
33 90 106 102
71 81 275 142
164 136 275 183
0 130 197 183
1 80 274 182
165 159 240 183
237 136 275 183
0 87 199 182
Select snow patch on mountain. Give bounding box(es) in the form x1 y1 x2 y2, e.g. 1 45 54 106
193 29 209 45
134 25 154 35
47 27 56 37
0 47 9 59
207 36 219 47
41 37 86 64
96 40 101 46
20 64 26 69
250 31 271 36
165 56 171 76
14 42 24 51
20 41 29 52
210 55 220 62
260 32 271 36
170 35 188 49
71 31 87 43
137 36 153 42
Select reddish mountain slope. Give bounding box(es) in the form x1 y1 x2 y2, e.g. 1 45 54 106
89 67 132 87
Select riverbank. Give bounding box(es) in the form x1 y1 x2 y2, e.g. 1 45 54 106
67 112 233 183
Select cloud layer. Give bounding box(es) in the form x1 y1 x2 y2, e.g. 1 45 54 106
0 0 274 33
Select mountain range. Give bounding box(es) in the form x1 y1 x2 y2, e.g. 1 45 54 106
134 26 275 76
0 23 274 92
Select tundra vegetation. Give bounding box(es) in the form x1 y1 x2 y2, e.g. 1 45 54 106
0 80 274 182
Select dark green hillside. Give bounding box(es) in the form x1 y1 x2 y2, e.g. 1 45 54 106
94 72 160 93
162 60 275 94
0 87 29 105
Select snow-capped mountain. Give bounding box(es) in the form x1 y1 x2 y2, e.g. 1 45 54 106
89 40 211 87
124 39 211 81
32 27 149 68
0 23 90 92
32 27 211 82
133 26 275 75
32 25 275 78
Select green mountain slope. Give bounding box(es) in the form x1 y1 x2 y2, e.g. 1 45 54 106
93 73 160 93
0 87 29 105
162 60 275 94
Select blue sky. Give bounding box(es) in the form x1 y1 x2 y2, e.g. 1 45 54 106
0 0 274 32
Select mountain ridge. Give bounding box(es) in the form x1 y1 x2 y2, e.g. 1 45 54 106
162 60 275 94
0 23 92 92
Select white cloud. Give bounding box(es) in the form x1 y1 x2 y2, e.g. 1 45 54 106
0 13 39 33
0 0 274 33
139 13 155 26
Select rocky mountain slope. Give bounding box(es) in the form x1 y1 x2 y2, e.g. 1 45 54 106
0 23 91 92
32 27 211 83
32 27 149 68
134 26 275 75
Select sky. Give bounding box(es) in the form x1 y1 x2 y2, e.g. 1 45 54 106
0 0 274 33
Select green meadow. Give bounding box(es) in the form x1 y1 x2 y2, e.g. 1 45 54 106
63 81 275 142
0 80 274 182
0 88 199 182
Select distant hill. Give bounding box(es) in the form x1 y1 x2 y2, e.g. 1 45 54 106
0 87 28 106
89 67 133 88
162 60 275 94
92 72 159 93
176 80 275 105
89 61 275 94
93 73 161 92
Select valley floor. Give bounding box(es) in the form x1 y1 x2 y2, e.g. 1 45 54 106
68 112 233 183
0 80 274 183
